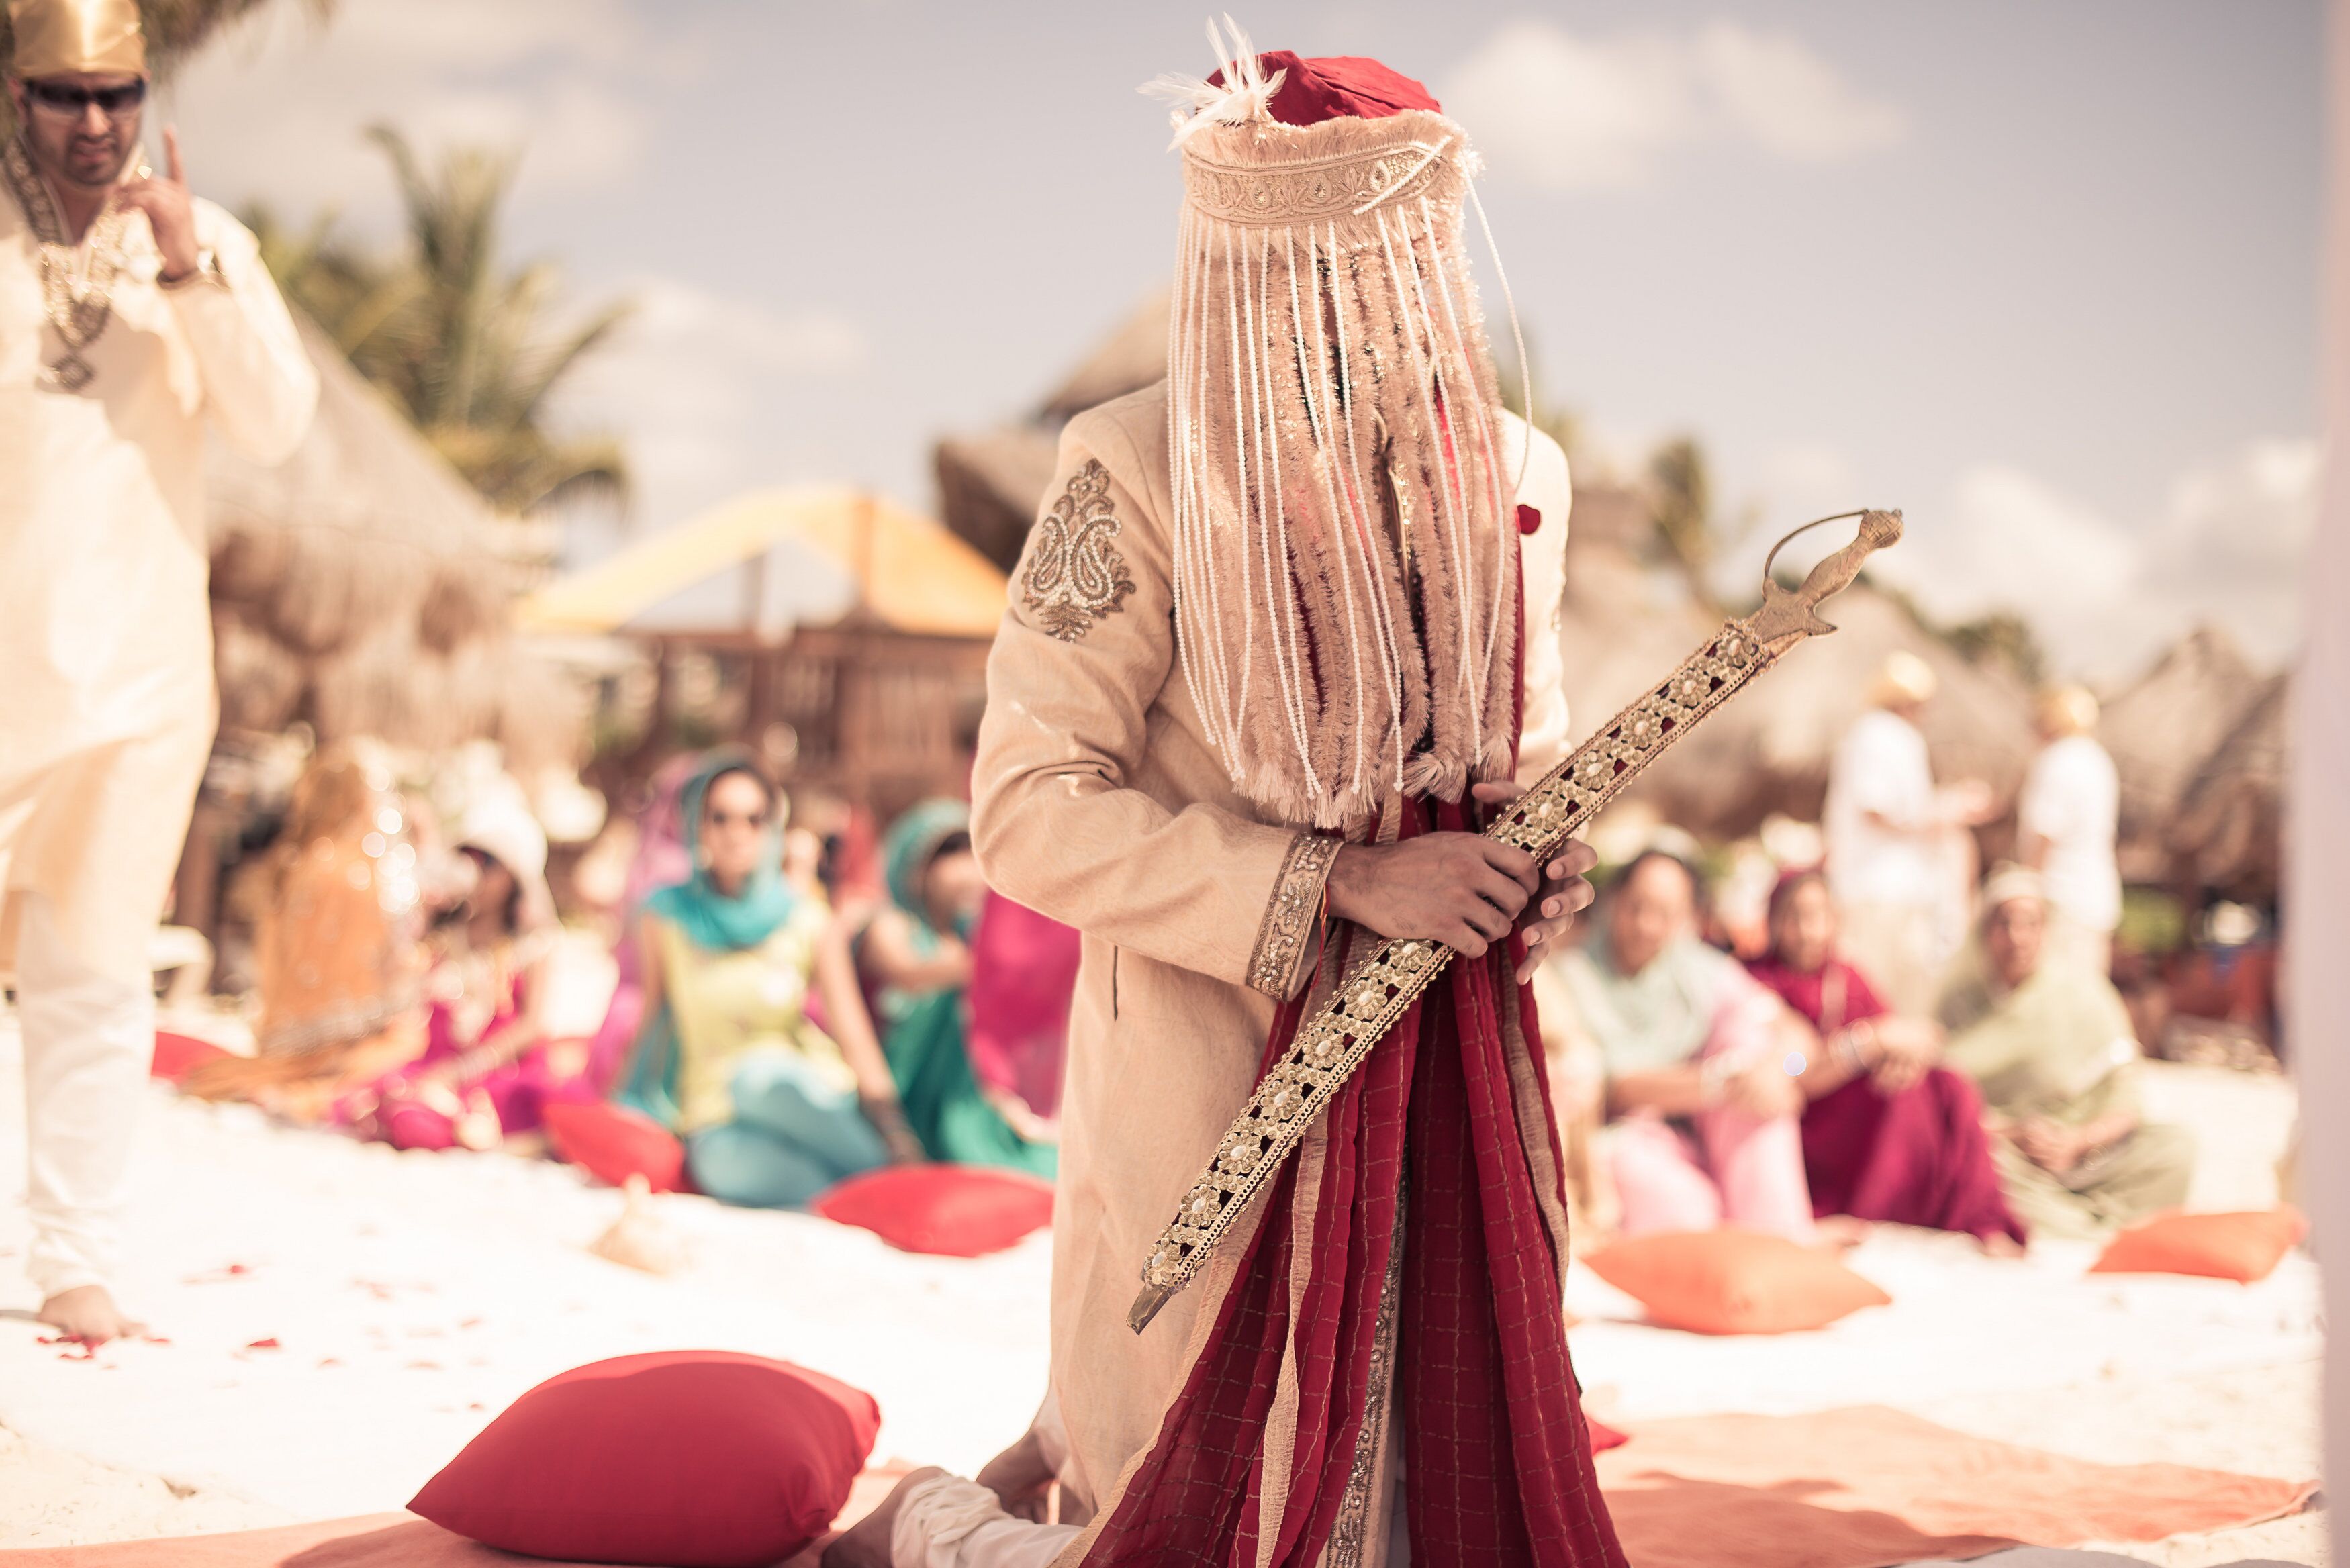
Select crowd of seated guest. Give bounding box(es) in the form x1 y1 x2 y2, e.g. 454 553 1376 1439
1543 847 2193 1252
208 729 2192 1248
198 742 1074 1218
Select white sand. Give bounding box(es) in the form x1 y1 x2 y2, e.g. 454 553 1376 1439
0 1015 2320 1565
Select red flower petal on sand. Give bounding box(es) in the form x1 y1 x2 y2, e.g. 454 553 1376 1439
246 1337 282 1350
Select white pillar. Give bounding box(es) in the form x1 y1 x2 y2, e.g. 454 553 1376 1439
2302 6 2350 1557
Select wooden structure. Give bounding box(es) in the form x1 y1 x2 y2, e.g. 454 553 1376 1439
517 489 1006 821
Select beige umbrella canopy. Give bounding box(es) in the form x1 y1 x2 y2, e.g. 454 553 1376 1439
206 314 579 771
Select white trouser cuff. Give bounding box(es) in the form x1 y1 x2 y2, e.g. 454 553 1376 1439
893 1474 1078 1568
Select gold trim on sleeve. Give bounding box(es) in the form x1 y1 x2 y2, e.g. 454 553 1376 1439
1246 831 1342 998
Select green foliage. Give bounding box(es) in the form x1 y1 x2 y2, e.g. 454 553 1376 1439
1646 436 1716 609
1942 610 2048 688
1869 578 2051 688
2117 886 2188 958
249 126 630 514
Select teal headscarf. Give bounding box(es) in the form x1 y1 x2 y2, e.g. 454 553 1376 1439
882 798 974 940
644 754 798 953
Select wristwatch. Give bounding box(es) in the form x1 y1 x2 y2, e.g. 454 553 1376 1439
157 247 225 292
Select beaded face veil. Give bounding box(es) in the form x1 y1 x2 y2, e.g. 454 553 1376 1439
1153 25 1523 830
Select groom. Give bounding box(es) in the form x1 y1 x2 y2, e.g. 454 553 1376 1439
835 34 1621 1568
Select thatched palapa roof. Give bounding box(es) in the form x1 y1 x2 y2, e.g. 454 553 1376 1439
2169 673 2287 897
2095 625 2268 856
935 291 1170 573
207 315 580 771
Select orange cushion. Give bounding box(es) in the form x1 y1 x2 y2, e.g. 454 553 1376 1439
1583 1230 1891 1335
150 1030 230 1084
545 1101 691 1194
812 1164 1053 1257
410 1350 878 1567
2090 1206 2307 1283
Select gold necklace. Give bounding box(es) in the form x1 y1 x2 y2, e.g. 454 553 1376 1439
3 134 144 392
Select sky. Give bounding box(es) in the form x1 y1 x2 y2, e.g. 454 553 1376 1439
160 1 2322 681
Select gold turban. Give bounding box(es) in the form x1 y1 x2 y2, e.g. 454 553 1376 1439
8 0 147 79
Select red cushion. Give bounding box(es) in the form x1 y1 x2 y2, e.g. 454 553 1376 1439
545 1101 690 1195
812 1165 1053 1257
410 1350 878 1567
150 1030 231 1084
1583 1230 1891 1335
2090 1206 2308 1283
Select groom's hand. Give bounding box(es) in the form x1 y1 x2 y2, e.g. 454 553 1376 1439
1470 781 1600 980
1326 829 1538 959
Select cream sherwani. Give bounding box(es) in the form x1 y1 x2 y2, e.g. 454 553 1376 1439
1 151 316 1295
971 381 1572 1537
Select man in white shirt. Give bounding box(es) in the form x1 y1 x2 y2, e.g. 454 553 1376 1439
1822 652 1993 1014
3 0 317 1344
2016 685 2122 977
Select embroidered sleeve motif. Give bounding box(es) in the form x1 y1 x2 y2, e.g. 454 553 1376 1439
1246 832 1342 998
1022 459 1137 642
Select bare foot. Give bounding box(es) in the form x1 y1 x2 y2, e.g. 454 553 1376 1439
1979 1231 2026 1259
825 1466 945 1568
38 1285 144 1346
976 1427 1055 1522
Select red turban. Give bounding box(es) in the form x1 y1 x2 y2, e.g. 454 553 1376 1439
1207 50 1441 126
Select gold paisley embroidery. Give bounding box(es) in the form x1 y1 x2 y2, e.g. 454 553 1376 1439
1022 460 1136 642
1246 832 1340 998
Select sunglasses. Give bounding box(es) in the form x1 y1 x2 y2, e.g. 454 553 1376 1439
23 79 146 117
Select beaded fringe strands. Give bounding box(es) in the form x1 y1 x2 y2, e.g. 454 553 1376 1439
1159 62 1522 831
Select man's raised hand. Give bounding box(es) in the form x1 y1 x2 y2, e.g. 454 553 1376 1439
115 125 200 280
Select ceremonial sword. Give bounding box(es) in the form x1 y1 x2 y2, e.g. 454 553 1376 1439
1129 508 1906 1333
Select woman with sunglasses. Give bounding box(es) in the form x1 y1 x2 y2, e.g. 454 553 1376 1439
616 753 922 1207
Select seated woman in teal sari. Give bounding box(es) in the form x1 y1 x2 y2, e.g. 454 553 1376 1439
618 754 921 1206
858 799 1057 1177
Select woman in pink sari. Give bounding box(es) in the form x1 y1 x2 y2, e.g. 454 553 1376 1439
1747 868 2024 1247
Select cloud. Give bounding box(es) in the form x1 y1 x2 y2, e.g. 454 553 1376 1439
557 280 870 538
1870 443 2318 679
1689 22 1908 163
1446 19 1908 191
162 0 671 223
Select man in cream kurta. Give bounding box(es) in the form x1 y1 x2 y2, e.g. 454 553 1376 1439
1 0 318 1341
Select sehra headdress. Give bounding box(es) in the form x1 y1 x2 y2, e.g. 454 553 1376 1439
1149 19 1527 830
7 0 146 77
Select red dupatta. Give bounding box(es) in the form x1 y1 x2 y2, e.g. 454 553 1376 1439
1071 795 1626 1566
